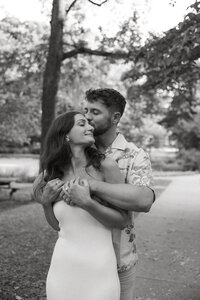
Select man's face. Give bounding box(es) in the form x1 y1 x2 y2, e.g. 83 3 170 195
83 100 113 136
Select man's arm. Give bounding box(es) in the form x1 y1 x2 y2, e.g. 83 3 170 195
90 181 153 212
69 177 129 230
89 149 155 212
68 158 130 230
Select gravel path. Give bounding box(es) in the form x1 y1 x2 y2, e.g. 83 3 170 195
135 174 200 299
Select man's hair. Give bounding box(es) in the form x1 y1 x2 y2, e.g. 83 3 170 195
85 88 126 116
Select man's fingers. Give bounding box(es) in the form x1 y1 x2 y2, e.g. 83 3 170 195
46 178 64 190
62 182 70 193
53 179 64 188
73 177 80 185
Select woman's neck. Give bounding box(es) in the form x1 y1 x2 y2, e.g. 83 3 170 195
70 146 87 170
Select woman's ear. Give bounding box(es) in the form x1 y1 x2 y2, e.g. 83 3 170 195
112 112 121 125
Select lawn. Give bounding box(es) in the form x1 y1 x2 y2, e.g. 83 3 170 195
0 203 57 300
0 177 171 300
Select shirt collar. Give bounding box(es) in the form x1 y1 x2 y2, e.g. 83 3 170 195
106 132 127 152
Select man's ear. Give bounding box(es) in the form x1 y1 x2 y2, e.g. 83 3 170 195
112 112 121 125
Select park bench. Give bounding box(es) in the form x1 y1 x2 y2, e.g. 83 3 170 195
0 177 32 196
0 177 19 188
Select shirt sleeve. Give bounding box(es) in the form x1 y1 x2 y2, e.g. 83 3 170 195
32 172 46 203
127 148 155 192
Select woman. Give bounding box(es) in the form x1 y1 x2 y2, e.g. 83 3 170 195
41 111 128 300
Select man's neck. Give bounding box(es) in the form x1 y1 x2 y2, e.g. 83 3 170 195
95 128 118 153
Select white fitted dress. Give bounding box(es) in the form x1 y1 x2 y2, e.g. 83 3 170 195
46 200 120 300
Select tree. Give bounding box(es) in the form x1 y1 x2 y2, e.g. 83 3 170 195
0 17 48 149
41 0 64 153
40 0 140 153
0 5 131 151
122 1 200 151
125 1 200 93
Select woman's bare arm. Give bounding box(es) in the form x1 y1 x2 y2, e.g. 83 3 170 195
43 204 60 231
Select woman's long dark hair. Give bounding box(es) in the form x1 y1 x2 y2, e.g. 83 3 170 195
41 111 104 182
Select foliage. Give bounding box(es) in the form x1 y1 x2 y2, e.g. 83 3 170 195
125 1 200 93
57 55 119 113
2 0 200 159
177 148 200 171
0 10 129 150
151 157 183 172
167 112 200 150
39 0 145 152
0 17 48 146
121 1 200 156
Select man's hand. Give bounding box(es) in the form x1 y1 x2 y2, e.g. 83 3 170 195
86 178 97 193
42 178 64 206
68 177 92 209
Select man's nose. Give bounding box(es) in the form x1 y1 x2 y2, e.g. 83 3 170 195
85 111 92 121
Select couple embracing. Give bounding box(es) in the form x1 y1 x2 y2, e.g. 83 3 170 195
33 88 155 300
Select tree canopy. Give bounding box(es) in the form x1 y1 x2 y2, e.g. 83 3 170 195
1 0 200 162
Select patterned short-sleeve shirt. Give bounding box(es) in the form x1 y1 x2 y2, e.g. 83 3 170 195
105 133 155 273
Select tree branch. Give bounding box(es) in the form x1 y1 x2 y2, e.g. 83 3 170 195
62 46 130 60
88 0 109 6
66 0 78 14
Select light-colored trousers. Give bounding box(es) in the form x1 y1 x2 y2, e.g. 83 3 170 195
118 264 137 300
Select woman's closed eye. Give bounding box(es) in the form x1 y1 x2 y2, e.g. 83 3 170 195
77 120 86 127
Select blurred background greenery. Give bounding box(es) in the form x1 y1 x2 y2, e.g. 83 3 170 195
0 0 200 176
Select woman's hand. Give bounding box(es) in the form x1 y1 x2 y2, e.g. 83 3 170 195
62 179 76 206
42 178 64 206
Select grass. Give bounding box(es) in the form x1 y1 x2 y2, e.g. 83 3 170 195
0 203 57 300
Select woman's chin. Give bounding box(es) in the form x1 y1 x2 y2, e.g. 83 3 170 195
86 138 95 146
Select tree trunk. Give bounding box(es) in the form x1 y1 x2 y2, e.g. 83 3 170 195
41 0 63 155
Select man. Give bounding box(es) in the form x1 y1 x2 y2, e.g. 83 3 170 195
33 88 155 300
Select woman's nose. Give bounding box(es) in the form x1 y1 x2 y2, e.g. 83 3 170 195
87 124 94 132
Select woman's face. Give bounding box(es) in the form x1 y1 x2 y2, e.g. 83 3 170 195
67 114 95 147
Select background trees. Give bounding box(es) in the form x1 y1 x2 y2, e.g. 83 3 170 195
0 17 48 149
123 1 200 169
1 0 200 170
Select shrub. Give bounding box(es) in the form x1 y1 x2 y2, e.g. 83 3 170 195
177 149 200 171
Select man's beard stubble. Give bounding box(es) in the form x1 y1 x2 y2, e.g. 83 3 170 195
93 120 112 136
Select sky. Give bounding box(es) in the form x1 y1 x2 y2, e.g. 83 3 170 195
0 0 195 34
144 0 193 32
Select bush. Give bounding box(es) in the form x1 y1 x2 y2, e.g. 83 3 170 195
152 159 182 172
177 149 200 171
